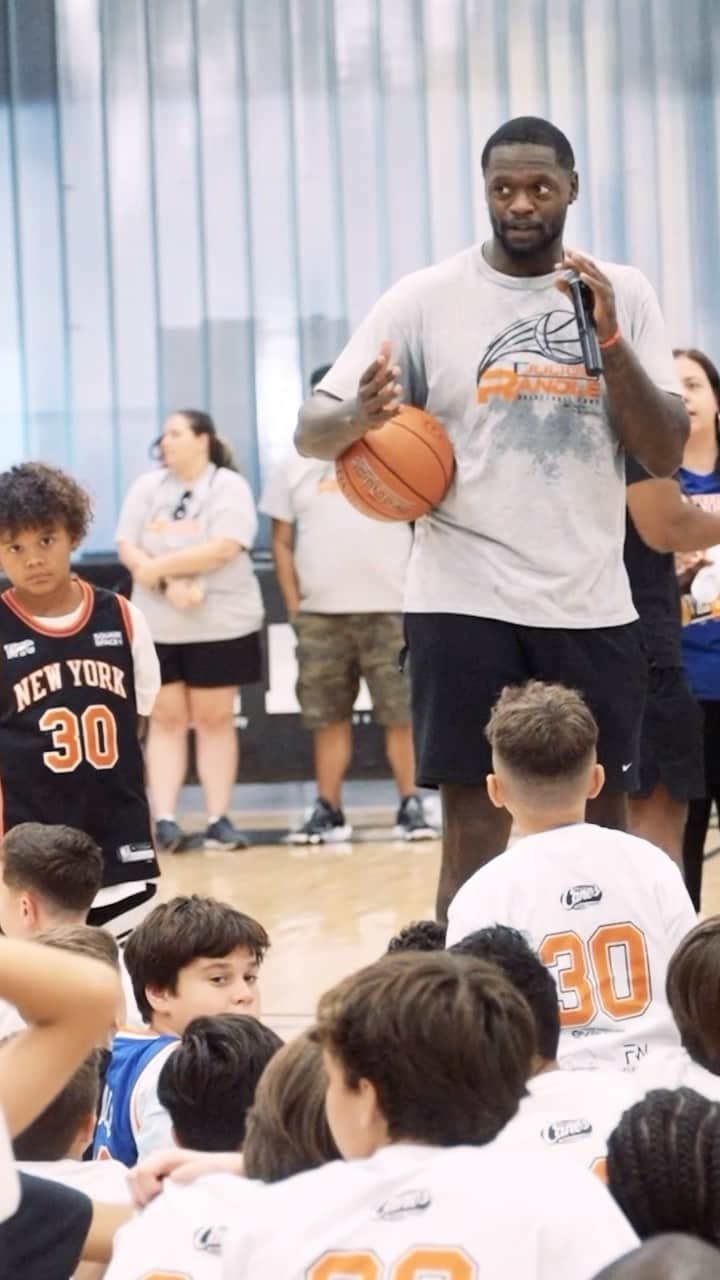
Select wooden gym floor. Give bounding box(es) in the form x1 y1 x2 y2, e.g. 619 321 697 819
157 801 720 1039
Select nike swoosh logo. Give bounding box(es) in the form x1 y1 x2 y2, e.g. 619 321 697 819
621 763 633 772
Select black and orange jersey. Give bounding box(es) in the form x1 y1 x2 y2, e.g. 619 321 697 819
0 580 157 887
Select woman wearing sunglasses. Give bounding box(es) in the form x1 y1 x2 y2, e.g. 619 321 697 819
116 411 263 852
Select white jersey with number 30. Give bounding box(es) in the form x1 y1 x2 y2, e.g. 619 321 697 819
222 1144 637 1280
446 823 697 1070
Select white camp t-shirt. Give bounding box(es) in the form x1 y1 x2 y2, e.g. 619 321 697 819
446 823 697 1071
494 1067 639 1173
318 247 680 628
223 1144 637 1280
116 464 264 643
15 1155 131 1203
105 1174 260 1280
260 453 412 613
633 1046 720 1100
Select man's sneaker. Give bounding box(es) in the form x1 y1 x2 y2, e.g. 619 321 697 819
154 819 203 853
204 816 250 850
394 794 439 841
288 798 353 846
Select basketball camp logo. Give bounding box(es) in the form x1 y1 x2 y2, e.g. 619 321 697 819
542 1117 593 1146
561 884 603 910
476 310 601 406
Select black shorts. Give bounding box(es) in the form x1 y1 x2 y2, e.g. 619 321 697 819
404 613 647 792
156 632 262 689
633 666 705 801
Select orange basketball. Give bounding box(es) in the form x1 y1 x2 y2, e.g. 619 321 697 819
335 405 455 522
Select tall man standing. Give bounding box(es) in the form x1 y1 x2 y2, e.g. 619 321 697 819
296 117 688 918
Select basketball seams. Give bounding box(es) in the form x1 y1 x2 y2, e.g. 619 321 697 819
335 405 454 521
374 418 455 490
335 460 403 522
361 436 440 506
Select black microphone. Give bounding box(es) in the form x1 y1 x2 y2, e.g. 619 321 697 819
566 271 603 377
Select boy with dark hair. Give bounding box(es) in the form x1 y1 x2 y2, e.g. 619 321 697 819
12 1048 130 1203
0 462 161 940
157 1013 282 1151
0 823 103 935
451 926 637 1171
386 919 446 953
446 681 696 1070
217 951 635 1279
95 895 269 1164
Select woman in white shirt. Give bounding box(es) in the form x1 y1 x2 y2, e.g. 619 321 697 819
116 411 264 851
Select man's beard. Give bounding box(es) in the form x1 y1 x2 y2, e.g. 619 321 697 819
490 211 566 258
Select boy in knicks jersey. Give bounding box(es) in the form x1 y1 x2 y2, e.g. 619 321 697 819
451 926 638 1175
446 682 697 1070
94 895 268 1164
0 463 160 940
218 952 635 1280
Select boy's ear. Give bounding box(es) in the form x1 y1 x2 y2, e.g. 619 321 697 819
587 762 605 800
20 891 39 931
486 773 505 810
144 984 174 1015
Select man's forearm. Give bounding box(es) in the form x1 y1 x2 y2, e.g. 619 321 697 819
603 340 689 476
295 394 368 461
272 545 301 616
665 502 720 554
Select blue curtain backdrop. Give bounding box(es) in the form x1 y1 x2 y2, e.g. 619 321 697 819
0 0 717 548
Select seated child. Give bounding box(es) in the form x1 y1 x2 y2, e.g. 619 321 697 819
104 1032 340 1280
634 915 720 1098
451 925 638 1173
0 823 104 1036
157 1013 282 1151
12 1048 130 1203
94 895 269 1164
446 681 697 1071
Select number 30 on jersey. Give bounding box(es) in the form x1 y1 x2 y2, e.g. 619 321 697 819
539 923 651 1026
39 705 119 773
307 1247 475 1279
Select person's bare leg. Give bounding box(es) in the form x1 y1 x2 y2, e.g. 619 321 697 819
314 720 353 809
384 723 416 797
586 788 628 831
189 686 238 818
146 682 190 817
437 783 512 921
628 783 687 870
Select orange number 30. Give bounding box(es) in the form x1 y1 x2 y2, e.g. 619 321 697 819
539 923 651 1026
39 704 119 773
307 1246 476 1279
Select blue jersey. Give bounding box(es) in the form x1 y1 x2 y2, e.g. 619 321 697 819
94 1029 177 1166
679 466 720 701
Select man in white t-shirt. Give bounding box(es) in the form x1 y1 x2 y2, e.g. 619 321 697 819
261 365 435 844
450 924 639 1175
296 116 688 918
446 682 696 1071
219 951 636 1280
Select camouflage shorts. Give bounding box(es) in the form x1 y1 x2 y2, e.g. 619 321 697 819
294 612 410 729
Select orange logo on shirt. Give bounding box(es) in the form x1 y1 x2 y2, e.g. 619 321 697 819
477 363 601 405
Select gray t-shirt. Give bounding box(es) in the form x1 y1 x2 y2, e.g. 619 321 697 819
318 247 680 629
260 452 411 613
115 465 264 643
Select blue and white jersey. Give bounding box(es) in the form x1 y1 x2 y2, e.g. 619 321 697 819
94 1028 177 1166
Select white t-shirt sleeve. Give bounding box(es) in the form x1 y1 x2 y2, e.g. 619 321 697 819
655 858 698 952
445 865 509 947
316 278 428 408
126 601 161 717
206 471 258 549
259 459 294 523
131 1044 177 1162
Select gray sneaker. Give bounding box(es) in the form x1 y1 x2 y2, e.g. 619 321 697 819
204 816 250 850
393 795 439 841
154 819 203 853
288 798 353 845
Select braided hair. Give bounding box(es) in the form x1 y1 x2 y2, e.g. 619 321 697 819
607 1088 720 1245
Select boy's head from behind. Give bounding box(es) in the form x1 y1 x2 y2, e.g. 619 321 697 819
124 895 269 1034
386 920 447 954
0 463 92 598
666 916 720 1074
314 951 534 1160
450 924 560 1068
157 1013 282 1151
485 681 604 823
11 1047 100 1162
0 823 104 938
243 1031 340 1182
